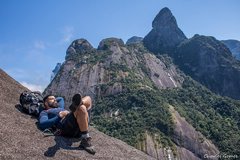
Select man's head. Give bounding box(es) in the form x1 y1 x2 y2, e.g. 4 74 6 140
43 95 58 109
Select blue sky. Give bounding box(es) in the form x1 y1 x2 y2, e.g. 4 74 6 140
0 0 239 92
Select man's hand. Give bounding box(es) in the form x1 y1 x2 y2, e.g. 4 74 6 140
59 110 70 118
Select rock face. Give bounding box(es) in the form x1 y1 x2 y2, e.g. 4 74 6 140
50 63 61 81
174 35 240 99
169 105 219 160
222 39 240 60
0 68 156 160
136 105 219 160
139 132 202 160
65 38 95 61
143 7 240 100
143 7 187 54
44 38 182 107
126 36 143 45
43 37 223 159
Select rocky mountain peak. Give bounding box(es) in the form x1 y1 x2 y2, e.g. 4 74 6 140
174 34 240 99
152 7 177 30
65 38 94 60
45 39 183 107
186 34 232 58
98 37 124 50
143 7 187 54
126 36 143 45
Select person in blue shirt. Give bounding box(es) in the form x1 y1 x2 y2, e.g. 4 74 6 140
38 93 95 154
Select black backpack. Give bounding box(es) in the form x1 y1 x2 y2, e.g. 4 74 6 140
19 91 44 116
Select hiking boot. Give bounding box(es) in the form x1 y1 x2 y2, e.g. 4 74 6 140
69 93 82 112
79 137 96 155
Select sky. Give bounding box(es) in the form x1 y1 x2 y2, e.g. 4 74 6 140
0 0 240 92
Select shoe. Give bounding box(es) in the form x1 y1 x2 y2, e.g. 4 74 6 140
43 128 62 137
43 128 55 137
79 137 96 155
69 93 82 112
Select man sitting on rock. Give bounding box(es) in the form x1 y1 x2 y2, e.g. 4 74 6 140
38 93 95 154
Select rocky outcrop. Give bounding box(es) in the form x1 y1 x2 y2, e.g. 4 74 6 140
143 7 240 100
174 35 240 99
126 36 143 45
65 38 95 61
98 38 124 50
44 38 182 107
143 133 202 160
143 7 187 54
222 39 240 60
169 105 219 160
135 105 219 160
141 132 176 160
0 68 156 160
50 63 61 81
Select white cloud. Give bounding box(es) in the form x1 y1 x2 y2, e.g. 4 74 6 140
21 81 45 92
25 40 48 64
61 26 74 43
34 41 46 50
5 68 28 80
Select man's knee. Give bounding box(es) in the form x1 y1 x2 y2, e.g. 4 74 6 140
82 96 92 110
78 105 88 115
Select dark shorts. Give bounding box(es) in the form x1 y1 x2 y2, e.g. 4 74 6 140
57 112 81 138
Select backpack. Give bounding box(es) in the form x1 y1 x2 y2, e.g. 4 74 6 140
19 91 44 116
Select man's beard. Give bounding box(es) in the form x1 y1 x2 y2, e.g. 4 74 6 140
48 101 58 108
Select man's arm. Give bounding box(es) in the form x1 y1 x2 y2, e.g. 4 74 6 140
56 97 64 109
38 110 61 130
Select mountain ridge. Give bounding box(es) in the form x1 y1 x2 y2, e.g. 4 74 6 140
12 6 240 160
222 39 240 60
44 38 224 159
143 8 240 100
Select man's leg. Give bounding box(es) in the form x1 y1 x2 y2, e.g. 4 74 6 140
74 105 95 154
74 105 89 136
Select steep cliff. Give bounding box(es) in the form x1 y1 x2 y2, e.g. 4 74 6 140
50 63 61 81
174 35 240 99
222 39 240 60
43 38 225 159
45 38 182 107
169 105 219 160
132 104 220 160
143 7 187 54
143 7 240 100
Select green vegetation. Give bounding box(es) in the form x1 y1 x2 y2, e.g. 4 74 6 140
157 54 173 69
65 41 240 157
93 89 175 147
159 77 240 156
87 50 112 64
92 72 240 157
